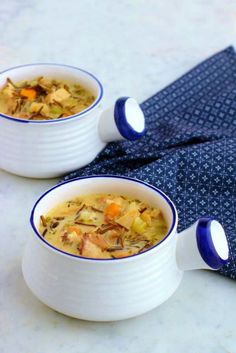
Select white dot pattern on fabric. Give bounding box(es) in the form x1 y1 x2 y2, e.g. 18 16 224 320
64 46 236 280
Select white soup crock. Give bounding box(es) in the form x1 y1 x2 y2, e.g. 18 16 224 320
22 176 229 321
0 64 145 178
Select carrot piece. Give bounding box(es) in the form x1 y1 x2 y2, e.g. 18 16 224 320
67 226 81 236
20 88 37 100
104 203 121 220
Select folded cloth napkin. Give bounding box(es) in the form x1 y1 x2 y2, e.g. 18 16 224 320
64 46 236 280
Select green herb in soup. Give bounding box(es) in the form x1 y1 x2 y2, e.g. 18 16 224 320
0 76 95 120
39 193 168 259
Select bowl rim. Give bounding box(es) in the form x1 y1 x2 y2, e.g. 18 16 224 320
0 63 103 124
30 175 178 262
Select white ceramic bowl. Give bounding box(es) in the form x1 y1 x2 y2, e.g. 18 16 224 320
22 176 229 321
0 64 145 178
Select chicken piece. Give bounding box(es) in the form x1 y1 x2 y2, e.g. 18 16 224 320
116 202 140 229
46 88 70 104
89 232 109 250
2 84 15 98
80 235 109 258
77 209 97 223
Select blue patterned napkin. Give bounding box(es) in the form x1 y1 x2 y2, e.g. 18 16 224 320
64 47 236 279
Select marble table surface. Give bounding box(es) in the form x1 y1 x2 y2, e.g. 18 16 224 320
0 1 236 352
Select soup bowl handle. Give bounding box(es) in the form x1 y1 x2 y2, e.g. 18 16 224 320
176 217 229 271
98 97 145 142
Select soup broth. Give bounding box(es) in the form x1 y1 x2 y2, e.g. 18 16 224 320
0 76 95 120
39 193 168 259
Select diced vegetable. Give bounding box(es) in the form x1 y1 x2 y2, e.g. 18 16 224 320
20 88 37 100
67 226 81 236
104 203 121 220
131 217 147 234
49 105 63 118
140 210 152 226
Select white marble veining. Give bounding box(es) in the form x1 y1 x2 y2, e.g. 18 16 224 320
0 0 236 352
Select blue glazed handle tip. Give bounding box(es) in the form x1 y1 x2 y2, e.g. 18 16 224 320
114 97 145 141
196 217 229 270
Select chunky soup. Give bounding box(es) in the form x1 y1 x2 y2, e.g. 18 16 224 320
0 76 95 120
39 193 168 259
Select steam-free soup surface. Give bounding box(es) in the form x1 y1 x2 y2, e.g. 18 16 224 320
0 76 95 120
39 193 168 259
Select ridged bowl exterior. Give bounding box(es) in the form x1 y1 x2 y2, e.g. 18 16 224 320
22 232 182 321
22 176 182 322
0 110 105 178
